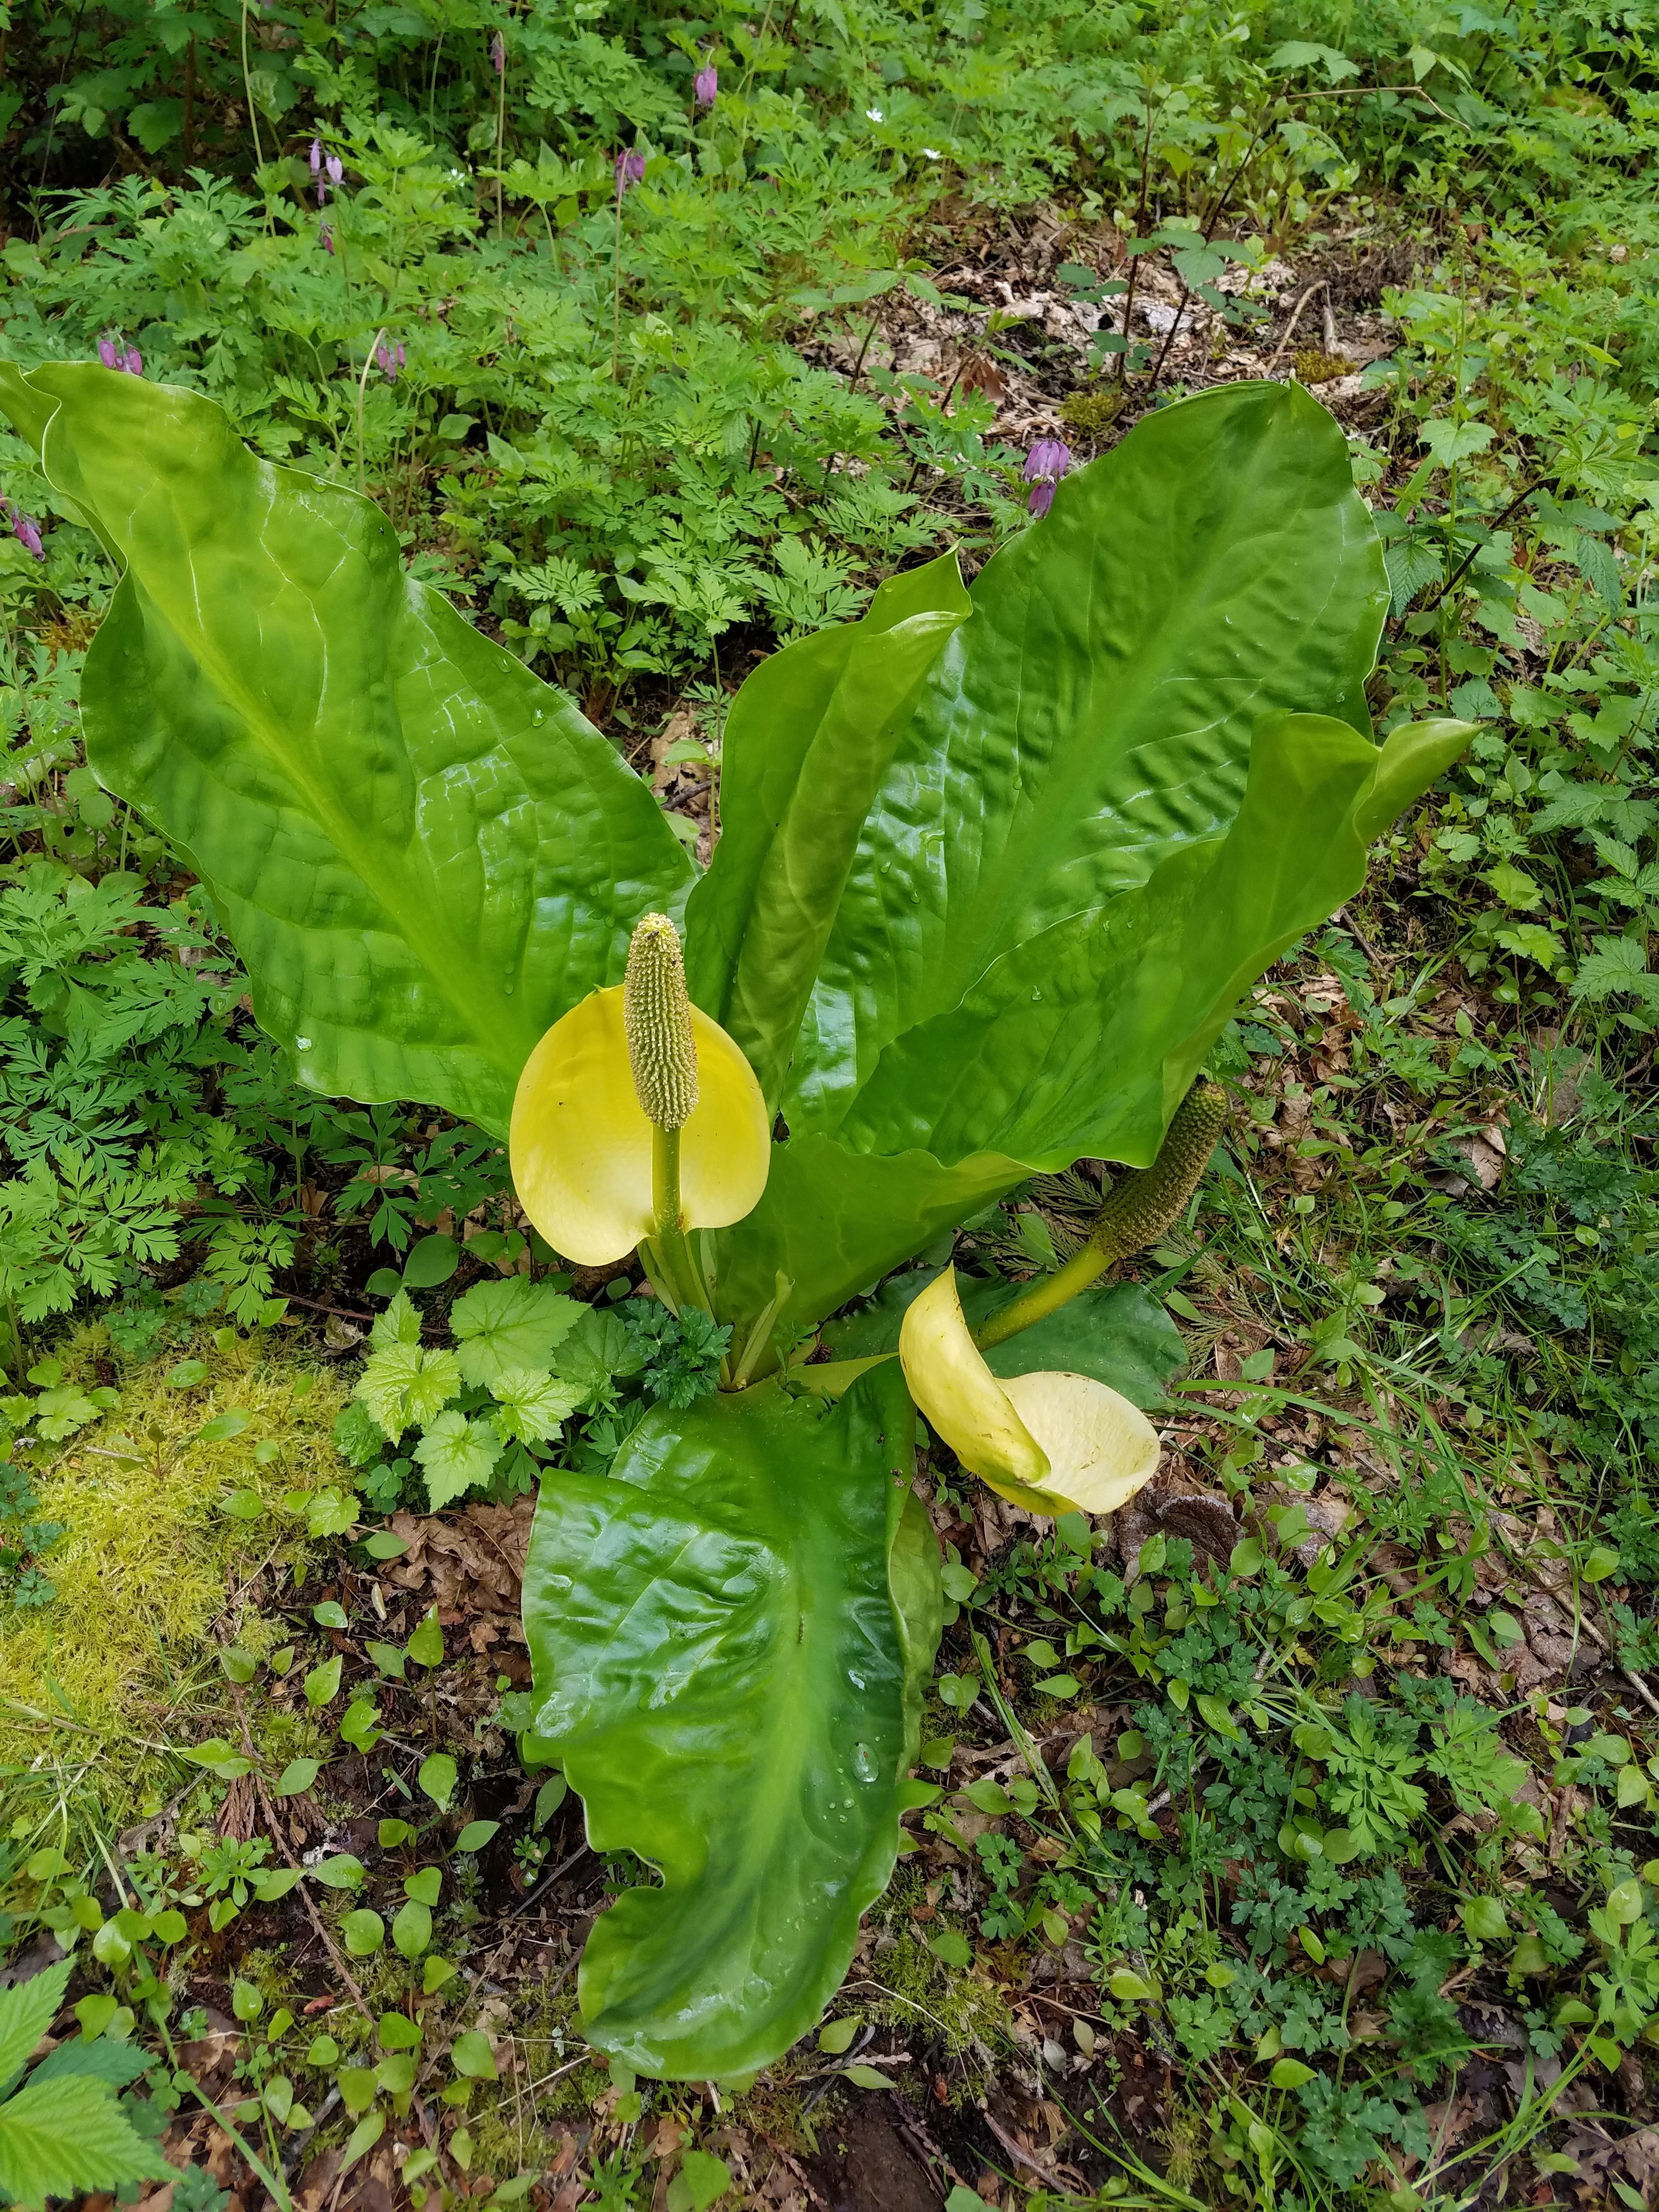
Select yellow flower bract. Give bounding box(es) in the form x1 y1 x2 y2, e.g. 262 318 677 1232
899 1266 1161 1519
509 985 770 1266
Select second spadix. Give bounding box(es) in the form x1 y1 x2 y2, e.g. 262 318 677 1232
898 1267 1160 1517
510 914 770 1267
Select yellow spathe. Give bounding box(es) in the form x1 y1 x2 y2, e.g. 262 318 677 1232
510 985 770 1265
1001 1369 1162 1515
898 1265 1161 1518
899 1267 1051 1493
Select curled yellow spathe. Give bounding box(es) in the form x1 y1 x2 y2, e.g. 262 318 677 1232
898 1266 1161 1519
509 985 770 1266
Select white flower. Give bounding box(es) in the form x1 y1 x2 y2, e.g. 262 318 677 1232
866 106 884 121
922 146 943 158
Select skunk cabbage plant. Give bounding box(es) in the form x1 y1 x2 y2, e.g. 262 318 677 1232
0 361 1472 2082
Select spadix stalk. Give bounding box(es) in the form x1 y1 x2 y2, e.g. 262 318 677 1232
509 915 770 1293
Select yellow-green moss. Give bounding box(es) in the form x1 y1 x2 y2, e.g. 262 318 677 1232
0 1325 354 1812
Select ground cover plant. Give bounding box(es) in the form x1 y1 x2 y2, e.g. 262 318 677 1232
3 2 1659 2210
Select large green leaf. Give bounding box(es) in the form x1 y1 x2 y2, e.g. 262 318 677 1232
771 382 1459 1168
0 364 692 1136
520 1361 940 2079
827 707 1472 1169
714 1133 1024 1335
822 1274 1187 1406
685 552 970 1109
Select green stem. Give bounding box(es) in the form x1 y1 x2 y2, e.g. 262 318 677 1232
976 1080 1229 1352
649 1124 714 1315
974 1239 1117 1348
652 1122 682 1242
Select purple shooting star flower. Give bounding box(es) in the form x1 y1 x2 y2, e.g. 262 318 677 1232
694 65 718 108
1022 436 1073 518
97 334 119 370
491 31 505 75
12 510 43 559
320 222 335 255
614 148 646 197
375 338 405 381
123 346 143 375
309 138 322 178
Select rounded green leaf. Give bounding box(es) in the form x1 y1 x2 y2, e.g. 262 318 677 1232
521 1362 942 2081
1269 2059 1316 2090
418 1752 458 1805
450 2029 498 2081
403 1233 460 1288
1108 1968 1153 2001
392 1900 432 1960
273 1758 320 1798
337 2065 377 2116
928 1929 972 1969
407 1609 444 1668
455 1820 499 1853
342 1910 385 1957
1460 1895 1509 1943
75 1993 119 2040
4 366 692 1136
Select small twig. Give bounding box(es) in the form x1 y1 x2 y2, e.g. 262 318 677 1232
980 2108 1068 2187
1421 476 1551 611
278 1289 375 1324
1265 283 1327 374
1531 1572 1659 1718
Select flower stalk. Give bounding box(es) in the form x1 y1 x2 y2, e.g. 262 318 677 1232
975 1080 1228 1349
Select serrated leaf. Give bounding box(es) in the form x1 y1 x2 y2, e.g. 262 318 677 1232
449 1278 585 1390
0 1962 70 2083
0 365 692 1137
489 1367 583 1446
371 1290 422 1350
412 1409 501 1509
355 1342 462 1445
0 2071 172 2202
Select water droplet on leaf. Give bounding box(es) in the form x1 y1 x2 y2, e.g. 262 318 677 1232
851 1743 878 1782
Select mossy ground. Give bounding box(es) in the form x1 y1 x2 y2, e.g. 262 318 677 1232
1 1324 353 1826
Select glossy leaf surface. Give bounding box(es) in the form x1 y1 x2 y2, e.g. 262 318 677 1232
0 365 691 1136
774 383 1448 1169
713 1133 1023 1335
685 552 970 1109
520 1361 940 2079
